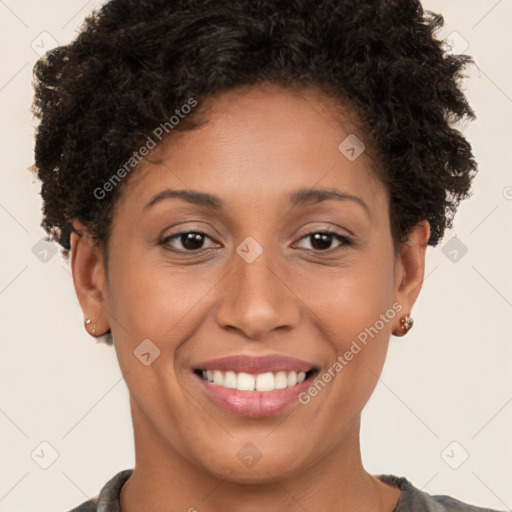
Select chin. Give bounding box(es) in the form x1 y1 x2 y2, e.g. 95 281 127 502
194 443 308 484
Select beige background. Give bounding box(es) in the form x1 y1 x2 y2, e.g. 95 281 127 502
0 1 511 510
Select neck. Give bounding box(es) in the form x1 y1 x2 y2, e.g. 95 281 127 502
120 397 400 512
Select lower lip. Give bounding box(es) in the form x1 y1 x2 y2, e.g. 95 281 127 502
195 373 313 418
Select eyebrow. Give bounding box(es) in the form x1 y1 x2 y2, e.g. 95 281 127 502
143 187 370 217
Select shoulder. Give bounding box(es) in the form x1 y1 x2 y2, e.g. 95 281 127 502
66 498 98 512
66 496 98 512
65 469 133 512
377 474 503 512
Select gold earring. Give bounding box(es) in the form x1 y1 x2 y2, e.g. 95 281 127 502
84 318 97 336
400 314 414 333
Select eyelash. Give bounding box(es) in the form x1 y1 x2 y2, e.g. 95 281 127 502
159 229 354 254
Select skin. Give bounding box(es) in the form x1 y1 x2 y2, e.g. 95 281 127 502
70 83 430 512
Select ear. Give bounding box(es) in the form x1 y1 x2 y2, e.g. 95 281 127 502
392 220 430 336
70 219 110 337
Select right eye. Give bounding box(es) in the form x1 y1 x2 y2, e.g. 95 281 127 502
159 230 220 252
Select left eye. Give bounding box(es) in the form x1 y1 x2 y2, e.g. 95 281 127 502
160 230 353 253
293 231 353 252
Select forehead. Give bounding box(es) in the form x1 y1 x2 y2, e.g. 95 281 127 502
116 84 385 217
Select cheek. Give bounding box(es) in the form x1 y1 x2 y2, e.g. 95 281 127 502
302 250 395 405
107 253 214 338
304 251 395 348
105 254 227 388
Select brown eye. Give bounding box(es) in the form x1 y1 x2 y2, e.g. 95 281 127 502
160 231 217 252
295 231 353 252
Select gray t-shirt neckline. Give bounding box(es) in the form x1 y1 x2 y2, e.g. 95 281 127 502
67 469 502 512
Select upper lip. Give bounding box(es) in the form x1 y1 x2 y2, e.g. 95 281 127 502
193 355 317 374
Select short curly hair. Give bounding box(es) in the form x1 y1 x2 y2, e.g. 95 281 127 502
31 0 477 263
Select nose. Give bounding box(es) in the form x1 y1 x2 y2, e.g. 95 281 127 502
214 246 301 341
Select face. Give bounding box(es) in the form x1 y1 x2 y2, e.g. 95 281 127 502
71 84 429 484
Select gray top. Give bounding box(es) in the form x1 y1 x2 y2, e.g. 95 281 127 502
67 469 502 512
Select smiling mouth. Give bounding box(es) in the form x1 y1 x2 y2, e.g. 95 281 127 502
194 368 318 392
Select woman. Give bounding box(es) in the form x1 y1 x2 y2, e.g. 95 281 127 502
31 0 501 510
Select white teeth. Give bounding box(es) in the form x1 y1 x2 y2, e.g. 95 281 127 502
213 370 223 386
200 369 311 391
223 371 237 389
255 372 274 391
274 371 288 389
237 372 255 391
